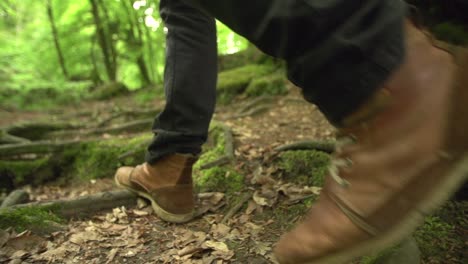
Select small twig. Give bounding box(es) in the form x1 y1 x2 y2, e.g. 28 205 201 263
200 123 235 170
274 140 336 153
222 123 235 159
221 192 252 224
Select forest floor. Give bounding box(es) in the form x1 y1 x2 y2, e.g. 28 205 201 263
0 85 466 264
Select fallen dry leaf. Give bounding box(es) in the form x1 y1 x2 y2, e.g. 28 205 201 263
203 240 229 252
69 230 101 245
106 248 119 263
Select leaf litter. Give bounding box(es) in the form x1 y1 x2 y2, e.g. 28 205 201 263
1 91 334 263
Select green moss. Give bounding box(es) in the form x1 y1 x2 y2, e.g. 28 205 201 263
194 166 244 194
193 124 244 194
217 64 276 104
432 22 468 45
245 72 287 97
0 207 63 233
0 157 50 186
71 134 151 181
279 150 330 187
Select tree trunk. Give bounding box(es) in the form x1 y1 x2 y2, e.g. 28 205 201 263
46 0 69 79
89 0 116 81
122 0 152 86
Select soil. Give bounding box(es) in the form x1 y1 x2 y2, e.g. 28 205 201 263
0 85 466 264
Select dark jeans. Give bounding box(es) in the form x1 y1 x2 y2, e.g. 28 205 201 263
146 0 406 163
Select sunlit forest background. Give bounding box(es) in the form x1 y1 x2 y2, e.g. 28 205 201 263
0 0 248 110
1 0 468 111
0 1 467 263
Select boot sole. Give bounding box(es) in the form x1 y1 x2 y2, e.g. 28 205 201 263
114 175 194 224
300 153 468 264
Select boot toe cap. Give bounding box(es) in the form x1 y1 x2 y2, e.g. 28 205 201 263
114 166 135 186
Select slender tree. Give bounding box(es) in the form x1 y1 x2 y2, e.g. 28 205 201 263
46 0 69 79
121 0 152 86
89 0 116 81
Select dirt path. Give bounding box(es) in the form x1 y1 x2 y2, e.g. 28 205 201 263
1 87 466 264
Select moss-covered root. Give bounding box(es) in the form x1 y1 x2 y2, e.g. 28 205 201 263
70 134 151 181
0 207 64 235
278 150 330 187
245 71 288 97
217 64 277 103
193 123 244 195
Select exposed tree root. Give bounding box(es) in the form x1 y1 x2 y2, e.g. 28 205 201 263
1 190 29 208
11 190 137 218
0 131 30 145
0 139 91 157
274 140 336 153
3 122 80 141
88 118 153 135
96 108 160 128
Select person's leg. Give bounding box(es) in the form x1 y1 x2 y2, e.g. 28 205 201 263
185 0 405 125
115 0 217 223
146 0 217 163
184 1 468 263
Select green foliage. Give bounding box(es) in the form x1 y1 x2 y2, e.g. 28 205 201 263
0 83 90 110
433 22 468 45
0 0 249 108
278 150 330 187
245 71 287 97
217 64 276 104
0 207 62 233
216 21 248 55
414 213 465 262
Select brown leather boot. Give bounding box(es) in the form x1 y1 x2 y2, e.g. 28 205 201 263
274 22 468 264
114 153 198 223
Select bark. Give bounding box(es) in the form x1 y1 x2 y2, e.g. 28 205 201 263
46 0 69 79
89 0 116 80
122 0 151 86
